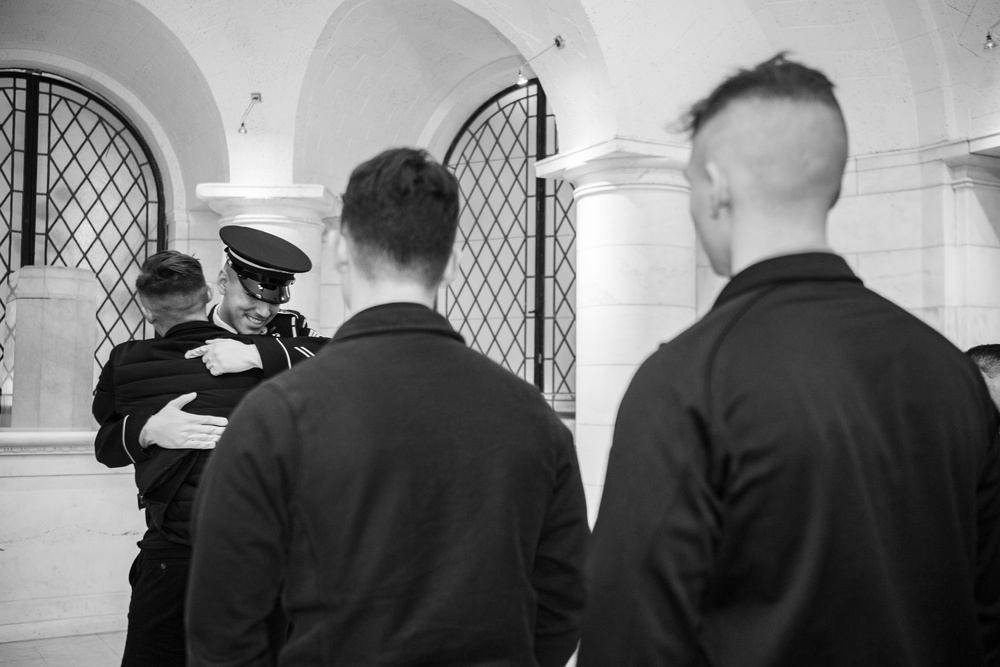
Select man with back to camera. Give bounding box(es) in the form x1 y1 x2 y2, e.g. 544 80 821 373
186 147 589 667
578 54 999 666
968 344 1000 412
93 250 271 666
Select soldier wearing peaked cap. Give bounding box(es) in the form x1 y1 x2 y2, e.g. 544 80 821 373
209 226 322 338
190 226 327 378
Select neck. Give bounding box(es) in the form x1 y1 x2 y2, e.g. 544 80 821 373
729 211 831 276
153 312 208 337
344 276 437 317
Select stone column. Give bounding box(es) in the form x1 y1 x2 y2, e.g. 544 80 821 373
537 140 697 521
196 184 339 325
7 267 99 428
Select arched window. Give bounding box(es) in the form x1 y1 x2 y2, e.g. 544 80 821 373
0 70 164 405
443 80 575 415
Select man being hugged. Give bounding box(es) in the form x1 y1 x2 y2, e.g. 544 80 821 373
93 251 263 666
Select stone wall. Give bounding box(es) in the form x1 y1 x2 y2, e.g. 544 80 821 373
0 431 141 643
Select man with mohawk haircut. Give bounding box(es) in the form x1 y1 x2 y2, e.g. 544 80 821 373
579 54 999 666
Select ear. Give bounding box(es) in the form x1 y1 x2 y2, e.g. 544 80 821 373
136 295 156 325
203 285 214 306
705 161 730 219
331 228 351 275
216 269 227 295
439 246 461 288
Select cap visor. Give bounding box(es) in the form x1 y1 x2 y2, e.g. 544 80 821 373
237 275 291 304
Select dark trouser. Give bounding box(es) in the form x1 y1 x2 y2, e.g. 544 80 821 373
122 547 191 667
121 547 289 667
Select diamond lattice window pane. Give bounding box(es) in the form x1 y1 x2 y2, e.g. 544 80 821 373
0 73 162 398
443 82 576 413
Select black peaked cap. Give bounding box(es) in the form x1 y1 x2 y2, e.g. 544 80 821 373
220 226 312 275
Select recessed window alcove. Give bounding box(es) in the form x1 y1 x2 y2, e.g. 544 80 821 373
0 70 164 412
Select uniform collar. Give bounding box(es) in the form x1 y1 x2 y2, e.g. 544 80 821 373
333 302 465 345
208 304 267 335
209 305 237 334
713 252 862 310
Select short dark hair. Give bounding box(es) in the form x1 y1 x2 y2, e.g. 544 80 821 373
136 250 209 312
681 52 844 137
967 344 1000 379
340 147 459 287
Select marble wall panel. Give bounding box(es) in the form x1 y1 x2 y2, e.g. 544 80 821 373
829 190 927 253
945 306 1000 349
0 445 141 642
952 245 1000 308
854 248 929 309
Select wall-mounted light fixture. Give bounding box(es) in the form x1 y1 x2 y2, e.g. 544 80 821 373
517 36 566 86
985 19 1000 50
237 92 262 134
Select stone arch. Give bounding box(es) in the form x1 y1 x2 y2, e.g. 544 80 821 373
292 0 993 185
0 0 228 214
909 0 1000 145
292 0 615 192
624 0 993 156
553 0 933 157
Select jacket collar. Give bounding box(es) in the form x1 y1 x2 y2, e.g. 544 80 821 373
162 320 230 338
713 252 863 310
333 302 465 345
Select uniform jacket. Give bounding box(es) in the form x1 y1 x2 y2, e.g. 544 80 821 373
578 253 1000 667
209 304 327 372
187 302 589 667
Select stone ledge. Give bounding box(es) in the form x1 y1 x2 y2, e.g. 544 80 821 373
0 429 97 456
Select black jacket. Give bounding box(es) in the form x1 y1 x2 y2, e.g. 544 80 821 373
187 303 589 667
579 253 1000 667
93 321 264 547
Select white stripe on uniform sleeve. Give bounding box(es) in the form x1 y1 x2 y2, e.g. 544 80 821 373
122 414 136 464
275 339 293 369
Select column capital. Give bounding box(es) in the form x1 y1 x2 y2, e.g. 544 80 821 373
195 183 340 228
942 149 1000 192
535 138 690 196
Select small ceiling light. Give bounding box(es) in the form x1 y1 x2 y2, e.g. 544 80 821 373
985 19 1000 50
516 35 566 85
237 92 262 134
